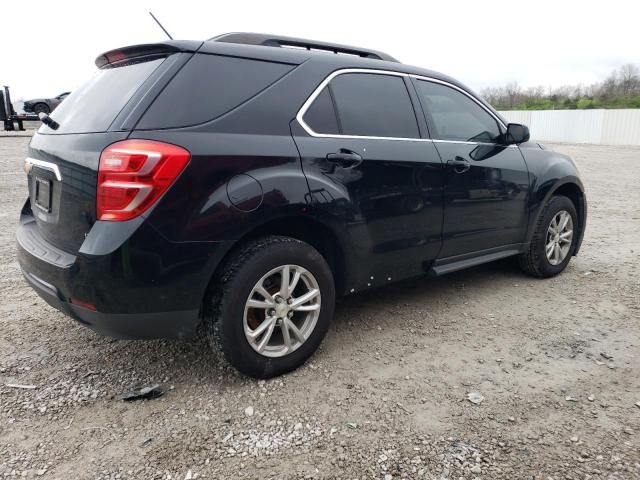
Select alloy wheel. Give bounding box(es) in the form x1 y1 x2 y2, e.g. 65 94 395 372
243 265 321 358
545 210 573 265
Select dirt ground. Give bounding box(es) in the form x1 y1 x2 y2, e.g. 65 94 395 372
0 135 638 479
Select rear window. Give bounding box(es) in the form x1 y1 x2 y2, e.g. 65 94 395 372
136 54 294 130
41 56 165 134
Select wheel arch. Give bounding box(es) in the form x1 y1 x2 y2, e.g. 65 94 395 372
528 177 587 256
205 215 349 306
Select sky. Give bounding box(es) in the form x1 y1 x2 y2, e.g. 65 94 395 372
2 0 640 101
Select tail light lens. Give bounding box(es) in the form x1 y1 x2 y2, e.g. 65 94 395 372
97 140 190 221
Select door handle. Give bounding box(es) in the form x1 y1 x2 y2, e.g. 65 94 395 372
447 156 471 173
326 149 363 168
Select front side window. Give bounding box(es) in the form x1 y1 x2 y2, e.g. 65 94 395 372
303 72 420 139
415 80 502 143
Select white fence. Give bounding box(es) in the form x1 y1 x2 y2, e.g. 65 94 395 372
497 109 640 146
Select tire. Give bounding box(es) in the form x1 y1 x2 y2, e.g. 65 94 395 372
33 103 50 115
518 195 579 278
205 236 335 378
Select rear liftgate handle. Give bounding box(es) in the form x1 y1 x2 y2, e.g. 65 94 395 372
326 149 363 168
447 156 471 173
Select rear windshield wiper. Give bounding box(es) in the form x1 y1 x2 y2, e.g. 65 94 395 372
38 112 59 130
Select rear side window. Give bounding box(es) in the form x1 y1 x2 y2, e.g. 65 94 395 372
137 54 294 130
330 73 419 138
303 87 339 135
414 80 502 143
42 57 164 134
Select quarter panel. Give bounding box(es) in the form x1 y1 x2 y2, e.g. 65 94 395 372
129 131 311 243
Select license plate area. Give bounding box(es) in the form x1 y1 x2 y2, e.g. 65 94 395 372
35 177 52 213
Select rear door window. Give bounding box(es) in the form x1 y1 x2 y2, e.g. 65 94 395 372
330 73 419 138
302 87 340 135
136 54 294 130
42 56 165 134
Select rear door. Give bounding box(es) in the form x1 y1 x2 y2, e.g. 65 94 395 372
25 52 184 253
412 78 530 258
292 70 444 287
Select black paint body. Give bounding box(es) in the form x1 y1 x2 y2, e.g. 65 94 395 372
16 39 586 339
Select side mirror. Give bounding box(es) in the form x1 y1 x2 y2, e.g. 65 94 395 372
505 123 530 144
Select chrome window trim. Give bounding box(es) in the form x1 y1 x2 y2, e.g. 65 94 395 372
295 68 510 146
296 68 417 141
25 157 62 181
432 139 508 147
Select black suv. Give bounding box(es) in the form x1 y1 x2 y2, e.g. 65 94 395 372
17 33 586 378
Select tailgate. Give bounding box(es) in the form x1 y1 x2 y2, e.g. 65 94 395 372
23 45 194 253
26 132 130 253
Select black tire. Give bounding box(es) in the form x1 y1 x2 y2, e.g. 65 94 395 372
518 195 579 278
33 103 50 115
205 236 335 378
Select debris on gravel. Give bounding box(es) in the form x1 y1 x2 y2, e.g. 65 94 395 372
4 383 36 390
466 392 484 405
118 384 164 401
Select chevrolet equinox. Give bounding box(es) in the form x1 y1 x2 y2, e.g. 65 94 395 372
17 33 587 378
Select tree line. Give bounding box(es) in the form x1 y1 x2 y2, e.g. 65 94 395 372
481 64 640 110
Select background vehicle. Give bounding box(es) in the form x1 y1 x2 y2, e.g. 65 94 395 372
23 92 70 115
16 33 586 378
1 86 39 131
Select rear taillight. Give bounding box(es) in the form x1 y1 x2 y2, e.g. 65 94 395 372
97 140 190 221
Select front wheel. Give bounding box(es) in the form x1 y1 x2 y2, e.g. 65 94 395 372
519 195 579 278
206 236 335 378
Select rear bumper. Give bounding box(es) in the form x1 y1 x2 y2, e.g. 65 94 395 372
21 268 199 339
16 203 231 339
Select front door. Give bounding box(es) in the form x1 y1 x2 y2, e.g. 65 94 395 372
292 71 444 289
412 78 530 258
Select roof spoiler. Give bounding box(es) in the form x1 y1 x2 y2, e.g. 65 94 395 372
209 32 399 63
95 41 202 68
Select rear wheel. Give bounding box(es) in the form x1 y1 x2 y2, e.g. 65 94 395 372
206 236 335 378
33 103 50 115
519 195 578 278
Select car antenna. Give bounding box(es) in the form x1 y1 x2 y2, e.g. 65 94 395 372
149 11 173 40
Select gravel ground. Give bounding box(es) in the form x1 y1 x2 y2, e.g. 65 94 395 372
1 137 639 479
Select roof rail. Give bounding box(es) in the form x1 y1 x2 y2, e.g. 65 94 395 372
209 32 399 63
